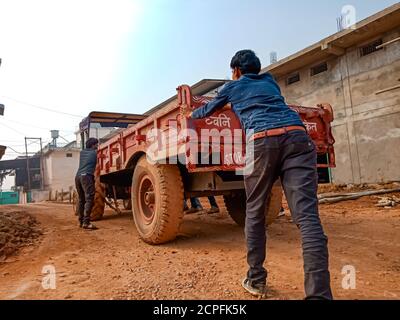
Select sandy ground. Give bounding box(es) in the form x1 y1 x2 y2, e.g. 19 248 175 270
0 194 399 300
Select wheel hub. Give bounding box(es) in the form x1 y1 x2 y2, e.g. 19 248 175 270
138 176 156 224
144 192 155 205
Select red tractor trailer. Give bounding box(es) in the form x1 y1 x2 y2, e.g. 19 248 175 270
76 80 336 245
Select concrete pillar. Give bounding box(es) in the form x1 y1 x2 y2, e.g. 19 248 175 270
339 53 362 184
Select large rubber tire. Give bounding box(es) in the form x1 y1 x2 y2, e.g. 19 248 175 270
132 157 184 245
224 181 283 227
90 169 106 221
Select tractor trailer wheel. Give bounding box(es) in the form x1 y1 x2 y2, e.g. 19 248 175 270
131 156 184 245
90 170 106 221
223 181 283 227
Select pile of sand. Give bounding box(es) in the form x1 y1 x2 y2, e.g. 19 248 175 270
0 211 42 261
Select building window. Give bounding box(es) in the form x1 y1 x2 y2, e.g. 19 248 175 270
359 39 383 57
286 73 300 85
66 153 73 158
311 62 328 76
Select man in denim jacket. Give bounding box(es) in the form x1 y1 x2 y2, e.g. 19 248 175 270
190 50 333 300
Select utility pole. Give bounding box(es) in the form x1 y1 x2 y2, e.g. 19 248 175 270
24 137 44 191
24 138 31 191
0 59 3 116
39 138 44 190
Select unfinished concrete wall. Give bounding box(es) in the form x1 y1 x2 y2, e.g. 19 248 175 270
277 28 400 184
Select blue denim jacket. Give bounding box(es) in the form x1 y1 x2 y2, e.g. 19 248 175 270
191 73 304 134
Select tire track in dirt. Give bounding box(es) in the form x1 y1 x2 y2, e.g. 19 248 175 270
0 200 399 300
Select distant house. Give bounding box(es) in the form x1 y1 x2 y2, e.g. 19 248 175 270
0 142 81 203
41 142 81 193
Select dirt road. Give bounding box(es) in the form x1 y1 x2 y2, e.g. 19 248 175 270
0 195 399 300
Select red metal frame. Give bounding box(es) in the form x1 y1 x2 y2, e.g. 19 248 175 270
97 85 336 177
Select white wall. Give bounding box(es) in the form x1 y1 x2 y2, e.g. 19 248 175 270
43 149 80 192
31 190 50 203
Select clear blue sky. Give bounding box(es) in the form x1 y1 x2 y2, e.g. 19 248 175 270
100 0 399 114
0 0 398 159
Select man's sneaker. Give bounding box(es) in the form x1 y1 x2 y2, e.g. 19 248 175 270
206 206 220 215
82 223 98 230
79 222 83 228
241 278 267 298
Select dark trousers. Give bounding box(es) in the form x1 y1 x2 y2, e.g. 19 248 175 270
190 197 202 209
184 197 219 210
184 197 202 210
208 196 218 208
244 130 333 300
75 175 95 225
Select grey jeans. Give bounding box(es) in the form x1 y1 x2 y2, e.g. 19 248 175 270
75 175 95 225
244 130 333 300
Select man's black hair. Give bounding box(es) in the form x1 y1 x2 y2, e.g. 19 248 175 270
86 138 99 149
230 50 261 75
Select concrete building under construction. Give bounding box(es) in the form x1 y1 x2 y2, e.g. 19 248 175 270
263 3 400 184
